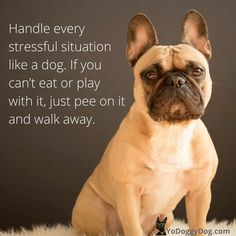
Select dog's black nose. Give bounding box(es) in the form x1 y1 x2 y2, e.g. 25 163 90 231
165 75 186 88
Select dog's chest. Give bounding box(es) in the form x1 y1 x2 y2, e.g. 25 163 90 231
139 124 195 215
140 170 186 216
148 124 194 171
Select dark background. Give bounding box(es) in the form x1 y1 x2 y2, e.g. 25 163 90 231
0 0 235 230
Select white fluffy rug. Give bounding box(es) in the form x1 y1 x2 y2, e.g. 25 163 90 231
0 220 235 236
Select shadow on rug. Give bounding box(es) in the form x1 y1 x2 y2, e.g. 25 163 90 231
0 220 235 236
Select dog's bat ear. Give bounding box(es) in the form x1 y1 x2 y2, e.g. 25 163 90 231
163 217 167 223
127 14 158 67
181 9 212 60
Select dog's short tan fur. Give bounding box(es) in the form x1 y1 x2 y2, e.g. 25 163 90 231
72 10 218 236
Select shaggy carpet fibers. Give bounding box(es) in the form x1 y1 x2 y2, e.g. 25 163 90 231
0 220 235 236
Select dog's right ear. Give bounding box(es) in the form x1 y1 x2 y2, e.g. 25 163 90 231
127 14 158 67
181 10 212 60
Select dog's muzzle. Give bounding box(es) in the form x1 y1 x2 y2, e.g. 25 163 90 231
163 71 187 89
148 71 205 122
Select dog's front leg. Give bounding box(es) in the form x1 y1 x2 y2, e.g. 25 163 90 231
115 185 143 236
185 186 211 236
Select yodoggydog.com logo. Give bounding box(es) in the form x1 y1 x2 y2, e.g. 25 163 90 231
166 227 231 236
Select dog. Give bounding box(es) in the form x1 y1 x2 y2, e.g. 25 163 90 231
72 10 218 236
155 217 167 235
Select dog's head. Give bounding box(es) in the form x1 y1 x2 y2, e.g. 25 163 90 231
127 10 212 123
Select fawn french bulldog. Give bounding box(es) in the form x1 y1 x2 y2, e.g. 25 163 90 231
72 10 218 236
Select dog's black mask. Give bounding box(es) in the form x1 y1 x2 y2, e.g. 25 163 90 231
141 63 205 123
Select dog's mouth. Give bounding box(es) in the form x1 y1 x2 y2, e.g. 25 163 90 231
148 78 205 123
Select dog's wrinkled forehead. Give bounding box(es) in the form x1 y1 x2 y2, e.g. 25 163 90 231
134 44 209 75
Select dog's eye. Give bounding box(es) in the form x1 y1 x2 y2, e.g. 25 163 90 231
146 71 158 80
192 67 204 77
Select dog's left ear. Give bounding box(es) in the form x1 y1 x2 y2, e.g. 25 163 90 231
127 14 158 66
181 10 212 60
